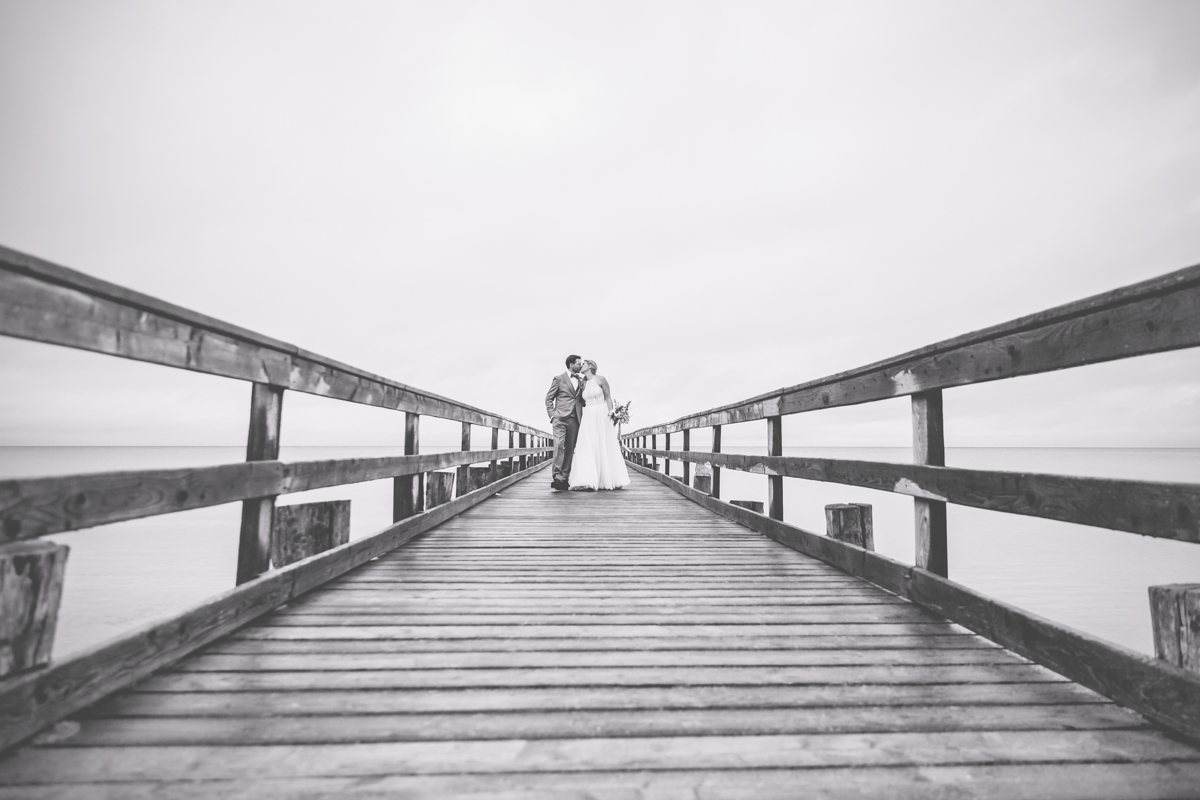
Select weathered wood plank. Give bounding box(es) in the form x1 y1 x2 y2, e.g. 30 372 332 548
392 412 422 522
0 448 544 541
0 247 548 436
0 460 550 752
913 389 947 576
627 449 1200 544
2 730 1197 782
9 763 1200 800
626 261 1200 435
86 681 1107 719
60 704 1147 746
0 542 68 677
825 503 874 550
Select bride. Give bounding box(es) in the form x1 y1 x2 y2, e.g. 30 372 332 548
570 360 631 491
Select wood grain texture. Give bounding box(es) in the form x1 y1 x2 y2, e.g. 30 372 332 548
237 383 283 585
0 448 546 541
626 262 1200 436
0 460 550 752
627 448 1200 543
825 503 874 550
1148 584 1200 673
0 248 547 437
912 390 947 576
627 460 1200 744
270 500 350 569
0 542 68 677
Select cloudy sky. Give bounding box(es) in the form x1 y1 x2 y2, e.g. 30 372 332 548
1 0 1198 448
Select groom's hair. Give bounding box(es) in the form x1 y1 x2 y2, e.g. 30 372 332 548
565 354 581 368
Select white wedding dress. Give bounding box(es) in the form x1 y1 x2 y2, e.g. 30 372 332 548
570 377 631 490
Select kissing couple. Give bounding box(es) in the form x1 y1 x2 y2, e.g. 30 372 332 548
545 354 631 492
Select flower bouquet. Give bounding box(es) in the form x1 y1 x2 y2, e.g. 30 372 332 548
609 400 631 426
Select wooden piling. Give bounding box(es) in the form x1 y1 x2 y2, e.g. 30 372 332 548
0 541 68 677
825 503 874 550
712 424 722 499
1149 584 1200 674
271 500 350 568
426 472 456 509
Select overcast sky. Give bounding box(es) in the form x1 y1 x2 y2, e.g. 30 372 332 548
1 1 1198 448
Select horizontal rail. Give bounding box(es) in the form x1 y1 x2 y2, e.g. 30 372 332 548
0 245 547 437
627 460 1200 743
1 448 552 541
0 458 551 752
626 262 1200 436
629 448 1200 544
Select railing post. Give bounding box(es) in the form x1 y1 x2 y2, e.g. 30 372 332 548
712 425 722 499
508 431 515 474
393 412 422 522
519 433 527 471
490 428 500 481
236 383 283 585
458 422 471 497
682 429 691 486
664 432 671 477
767 415 783 521
913 389 947 576
652 434 658 471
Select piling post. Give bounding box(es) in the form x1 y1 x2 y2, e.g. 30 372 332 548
393 412 423 523
1149 584 1200 674
712 425 722 499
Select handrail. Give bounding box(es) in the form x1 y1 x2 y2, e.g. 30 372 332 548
626 261 1200 436
1 448 547 541
627 448 1200 543
0 244 546 435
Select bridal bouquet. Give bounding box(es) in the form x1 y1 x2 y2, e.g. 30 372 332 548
609 400 631 426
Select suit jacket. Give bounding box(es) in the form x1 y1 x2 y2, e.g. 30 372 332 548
545 371 584 423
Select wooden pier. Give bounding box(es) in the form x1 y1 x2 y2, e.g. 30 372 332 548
2 245 1200 797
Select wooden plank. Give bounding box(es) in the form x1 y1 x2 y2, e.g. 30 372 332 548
625 448 1200 544
625 262 1200 436
0 460 550 752
627 460 1200 743
9 763 1200 800
0 448 541 541
270 500 350 569
60 704 1148 746
2 730 1198 782
0 542 68 677
86 681 1107 718
135 663 1059 692
172 647 1026 671
0 247 548 437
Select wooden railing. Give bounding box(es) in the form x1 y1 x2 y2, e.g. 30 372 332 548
622 261 1200 741
0 244 552 750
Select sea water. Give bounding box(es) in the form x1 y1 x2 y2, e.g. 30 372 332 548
2 446 1198 658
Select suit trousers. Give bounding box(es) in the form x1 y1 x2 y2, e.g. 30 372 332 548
551 415 580 483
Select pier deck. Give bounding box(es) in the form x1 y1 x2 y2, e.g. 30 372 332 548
3 471 1199 798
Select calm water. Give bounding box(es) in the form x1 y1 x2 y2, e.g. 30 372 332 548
3 446 1199 658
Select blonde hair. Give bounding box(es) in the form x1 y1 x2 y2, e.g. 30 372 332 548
584 359 598 373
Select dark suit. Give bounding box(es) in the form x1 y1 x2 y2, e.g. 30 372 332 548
545 371 583 483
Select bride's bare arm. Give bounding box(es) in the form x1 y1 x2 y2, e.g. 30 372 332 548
600 377 614 411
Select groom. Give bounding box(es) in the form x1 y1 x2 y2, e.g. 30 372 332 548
545 354 585 491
